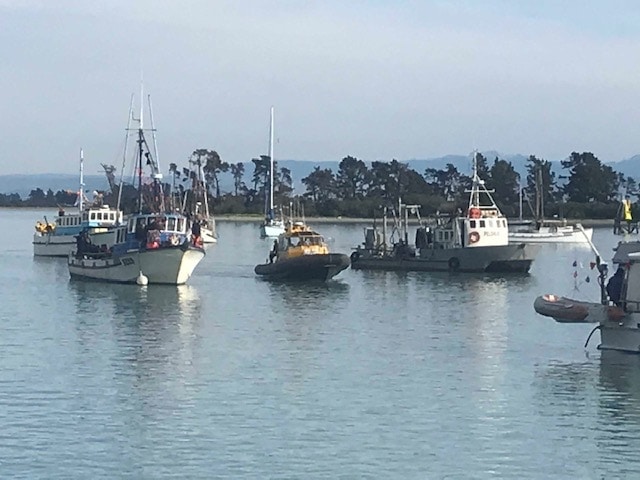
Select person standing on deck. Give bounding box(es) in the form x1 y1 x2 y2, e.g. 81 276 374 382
623 195 634 233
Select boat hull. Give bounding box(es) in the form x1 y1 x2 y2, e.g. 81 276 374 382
260 222 285 238
351 244 539 273
508 227 593 244
255 253 350 281
68 246 205 285
33 229 118 257
201 226 217 244
33 233 76 257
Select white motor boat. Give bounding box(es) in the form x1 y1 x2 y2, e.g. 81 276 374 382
33 150 123 257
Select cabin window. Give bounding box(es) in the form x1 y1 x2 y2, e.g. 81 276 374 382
177 218 184 233
91 212 96 220
470 220 476 228
480 220 486 228
487 220 493 228
167 217 177 231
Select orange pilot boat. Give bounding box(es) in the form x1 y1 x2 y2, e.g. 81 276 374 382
255 221 349 282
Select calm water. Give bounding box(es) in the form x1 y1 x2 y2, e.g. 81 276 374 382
2 208 640 479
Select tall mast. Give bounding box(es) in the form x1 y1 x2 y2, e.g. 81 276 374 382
79 148 84 212
116 94 135 213
269 106 275 213
137 81 144 213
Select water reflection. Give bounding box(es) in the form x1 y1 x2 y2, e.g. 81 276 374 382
266 279 350 313
68 281 203 388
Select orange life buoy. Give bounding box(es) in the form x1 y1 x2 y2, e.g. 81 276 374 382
469 231 480 244
468 207 481 219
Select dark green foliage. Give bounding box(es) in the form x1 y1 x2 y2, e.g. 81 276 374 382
6 150 632 220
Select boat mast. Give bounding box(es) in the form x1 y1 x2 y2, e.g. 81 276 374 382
116 93 135 213
137 81 144 214
78 148 84 212
269 106 275 218
147 94 165 212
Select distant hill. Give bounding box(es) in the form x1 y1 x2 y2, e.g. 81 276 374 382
0 174 109 198
3 152 639 198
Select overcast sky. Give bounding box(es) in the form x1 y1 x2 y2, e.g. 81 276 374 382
2 0 640 174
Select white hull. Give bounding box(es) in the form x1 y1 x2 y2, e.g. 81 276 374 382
33 233 76 257
33 229 119 257
260 222 285 238
201 226 217 244
509 227 593 244
599 322 640 353
68 246 205 285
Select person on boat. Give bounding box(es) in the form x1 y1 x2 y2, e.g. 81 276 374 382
269 239 278 263
623 195 635 233
606 266 625 306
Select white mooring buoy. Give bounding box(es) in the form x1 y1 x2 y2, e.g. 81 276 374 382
136 271 149 286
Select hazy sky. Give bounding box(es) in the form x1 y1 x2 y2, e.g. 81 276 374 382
2 0 640 174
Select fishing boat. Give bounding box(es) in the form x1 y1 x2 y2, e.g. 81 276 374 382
533 239 640 353
508 167 593 244
67 88 205 285
255 220 350 281
509 221 594 244
350 152 539 273
259 107 285 238
33 149 123 257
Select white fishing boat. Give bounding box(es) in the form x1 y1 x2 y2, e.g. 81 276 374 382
259 106 285 238
33 149 123 257
67 88 205 285
350 152 539 273
508 168 593 244
508 221 594 244
534 239 640 353
69 213 205 285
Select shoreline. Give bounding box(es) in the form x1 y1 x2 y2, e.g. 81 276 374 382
215 215 619 228
3 207 622 229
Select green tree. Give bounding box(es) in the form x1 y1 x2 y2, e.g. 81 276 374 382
336 155 369 199
195 149 228 198
301 167 336 202
424 163 464 201
561 151 618 203
488 158 520 215
229 162 245 196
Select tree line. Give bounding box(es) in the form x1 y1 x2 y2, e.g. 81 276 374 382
3 150 636 220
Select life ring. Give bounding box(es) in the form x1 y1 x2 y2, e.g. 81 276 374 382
169 234 180 246
350 251 360 263
468 207 481 219
468 231 480 244
448 257 460 271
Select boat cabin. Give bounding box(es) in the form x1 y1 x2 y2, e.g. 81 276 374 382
275 222 329 259
117 213 193 251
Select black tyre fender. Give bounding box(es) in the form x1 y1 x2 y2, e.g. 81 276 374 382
350 251 360 263
448 257 460 271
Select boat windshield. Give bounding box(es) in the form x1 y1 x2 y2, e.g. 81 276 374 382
294 234 324 246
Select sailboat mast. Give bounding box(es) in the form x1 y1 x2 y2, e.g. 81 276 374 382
116 94 135 213
79 148 84 212
137 82 144 214
269 106 275 213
